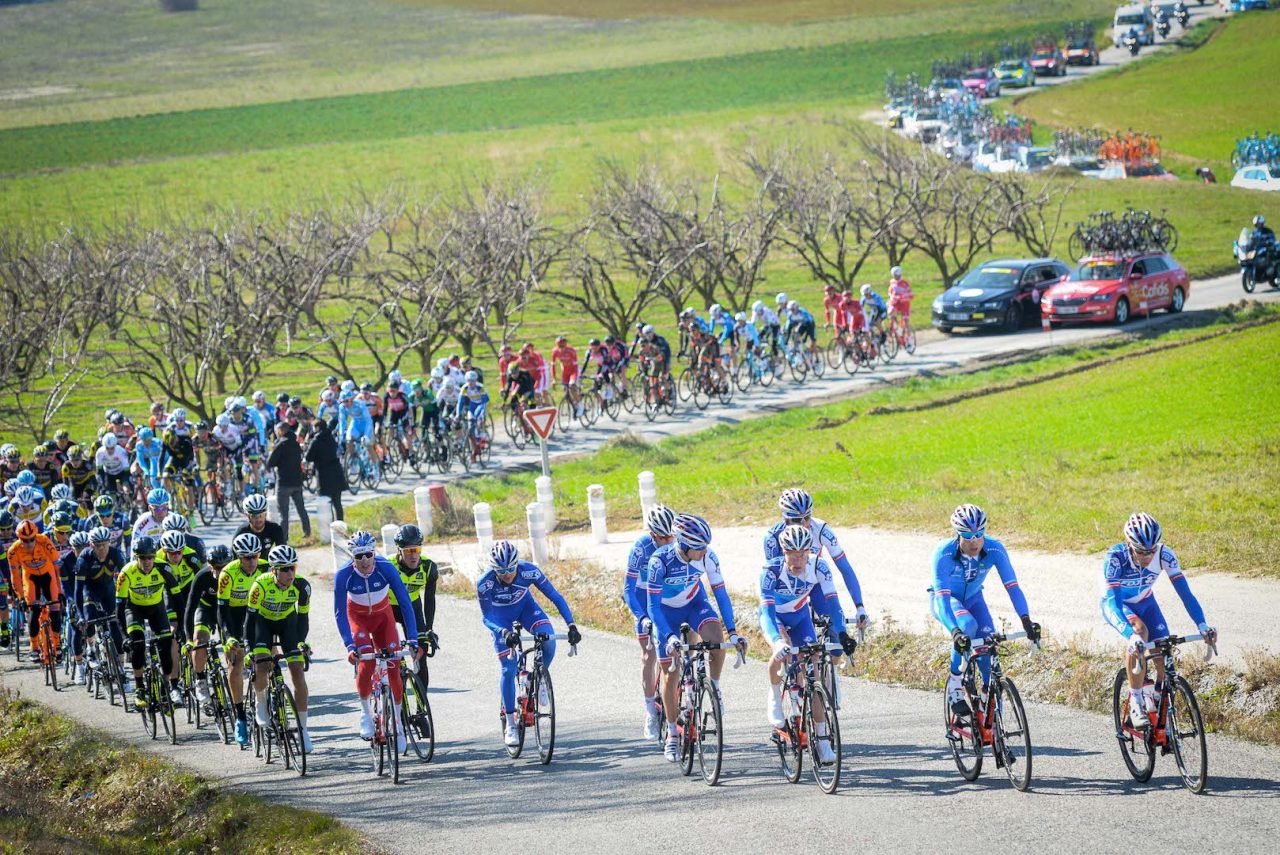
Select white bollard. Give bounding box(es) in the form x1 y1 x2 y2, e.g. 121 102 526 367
315 498 332 543
266 489 280 524
414 486 434 537
638 470 657 518
535 475 555 533
526 502 549 566
474 502 494 556
587 483 607 544
381 523 399 556
330 520 349 571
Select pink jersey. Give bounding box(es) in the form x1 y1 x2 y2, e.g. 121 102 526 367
889 280 914 309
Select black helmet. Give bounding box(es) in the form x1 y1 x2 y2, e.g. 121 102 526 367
133 536 158 557
276 392 289 404
209 544 233 566
0 510 14 529
394 523 424 548
289 396 302 407
588 338 601 346
360 382 374 393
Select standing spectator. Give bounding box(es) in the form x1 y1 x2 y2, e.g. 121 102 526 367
305 415 346 522
266 423 311 543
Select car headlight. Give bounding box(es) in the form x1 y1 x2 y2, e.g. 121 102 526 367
932 298 943 312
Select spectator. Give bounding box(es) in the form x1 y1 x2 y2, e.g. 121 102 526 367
266 423 311 542
305 415 346 522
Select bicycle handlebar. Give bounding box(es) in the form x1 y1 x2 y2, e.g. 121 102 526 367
1140 632 1217 661
666 641 745 672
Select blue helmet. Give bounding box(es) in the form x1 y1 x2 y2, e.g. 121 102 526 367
950 503 988 536
339 389 356 403
137 426 154 441
346 530 377 556
489 540 520 572
1123 512 1162 551
778 488 813 520
147 487 171 508
673 513 712 551
94 495 115 515
15 470 35 487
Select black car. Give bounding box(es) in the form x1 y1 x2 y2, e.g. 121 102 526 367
931 258 1070 333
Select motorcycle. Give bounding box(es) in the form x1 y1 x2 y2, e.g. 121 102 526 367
1175 7 1189 28
1156 14 1171 39
1123 31 1140 57
1234 228 1280 293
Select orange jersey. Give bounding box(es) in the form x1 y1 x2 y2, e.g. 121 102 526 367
823 293 844 325
839 296 863 328
7 536 62 604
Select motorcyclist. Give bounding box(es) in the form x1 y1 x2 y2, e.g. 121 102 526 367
1123 27 1139 54
1252 215 1276 247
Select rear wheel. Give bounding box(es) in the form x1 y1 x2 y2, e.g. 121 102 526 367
383 686 400 783
556 394 575 432
534 668 556 765
825 338 845 370
1112 669 1156 782
1002 303 1023 334
944 687 983 781
677 367 694 402
279 684 306 777
1169 287 1185 314
776 687 803 783
1168 675 1208 793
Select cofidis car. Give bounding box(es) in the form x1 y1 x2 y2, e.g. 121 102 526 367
1041 252 1189 325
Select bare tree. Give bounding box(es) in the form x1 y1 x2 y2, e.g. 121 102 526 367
994 174 1074 259
693 175 782 314
545 223 656 339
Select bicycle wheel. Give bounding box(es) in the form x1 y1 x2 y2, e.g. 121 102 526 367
825 338 845 370
432 434 452 474
196 485 213 525
503 706 527 760
481 415 495 466
788 351 807 383
213 668 233 744
454 436 472 473
556 394 575 432
383 446 401 484
534 667 556 766
372 691 386 776
1168 675 1207 793
360 457 380 491
161 687 178 745
510 414 528 450
602 388 621 421
1160 223 1179 254
644 385 661 422
776 685 803 783
678 690 695 777
876 335 893 365
624 374 644 414
944 686 983 781
995 678 1032 792
141 670 158 739
805 684 841 794
902 324 917 355
809 348 827 378
217 484 233 521
731 360 751 394
695 683 724 786
677 368 694 402
661 377 677 416
503 408 519 440
1068 230 1086 261
402 669 435 762
716 373 734 406
758 356 776 388
884 328 900 360
580 392 599 427
692 376 710 410
278 683 306 777
343 453 361 491
42 623 58 691
1111 669 1155 782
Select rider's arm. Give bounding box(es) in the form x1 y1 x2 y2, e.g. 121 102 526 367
758 567 784 644
644 554 674 642
532 568 574 626
382 561 418 640
813 560 848 629
931 546 963 633
1162 547 1207 628
990 542 1030 618
332 565 356 650
819 523 863 606
702 551 736 633
476 574 506 635
762 526 783 562
421 562 438 633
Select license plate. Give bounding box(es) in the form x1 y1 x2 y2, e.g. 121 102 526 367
1056 306 1079 315
971 313 985 320
945 312 968 321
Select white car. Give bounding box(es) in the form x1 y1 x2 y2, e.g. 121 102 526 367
902 107 944 143
1231 165 1280 191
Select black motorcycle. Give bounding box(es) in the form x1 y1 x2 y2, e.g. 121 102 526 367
1123 30 1140 56
1234 228 1280 293
1175 7 1190 28
1156 14 1171 39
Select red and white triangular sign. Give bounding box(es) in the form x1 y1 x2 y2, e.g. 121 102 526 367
523 407 557 440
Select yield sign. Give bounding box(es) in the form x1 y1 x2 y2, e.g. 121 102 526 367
523 407 557 440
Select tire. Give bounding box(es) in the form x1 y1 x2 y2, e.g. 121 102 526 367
734 360 753 393
403 669 435 763
1111 669 1155 782
142 672 159 740
1068 232 1086 261
883 329 900 360
502 707 526 760
841 342 860 376
624 374 644 415
556 395 574 433
1002 303 1022 334
788 351 807 384
580 392 599 427
996 679 1033 791
481 413 495 466
510 413 527 450
695 684 724 786
677 367 694 402
384 686 400 784
1169 675 1208 793
903 325 917 355
806 684 842 794
1242 269 1256 294
343 453 361 491
661 377 677 417
716 373 734 406
644 387 660 422
279 684 306 777
944 685 983 781
759 357 777 388
602 388 621 421
776 685 803 783
196 488 213 526
534 667 556 765
213 669 233 745
825 338 845 370
1169 287 1185 314
1114 297 1130 325
678 684 696 777
809 347 827 378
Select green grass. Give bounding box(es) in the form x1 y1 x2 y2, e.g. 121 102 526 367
351 308 1280 577
1016 14 1280 177
0 693 375 853
399 0 974 22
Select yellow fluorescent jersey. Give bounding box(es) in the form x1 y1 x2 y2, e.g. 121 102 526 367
247 574 311 621
216 558 267 608
115 560 178 607
155 549 200 592
388 554 438 606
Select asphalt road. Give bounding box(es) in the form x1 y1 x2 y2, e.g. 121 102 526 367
5 582 1278 854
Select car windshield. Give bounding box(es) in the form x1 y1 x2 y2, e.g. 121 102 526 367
1070 262 1124 281
1117 13 1146 24
956 267 1019 290
998 61 1023 70
965 68 989 79
1128 163 1166 177
1067 39 1091 48
1026 150 1053 168
915 109 939 120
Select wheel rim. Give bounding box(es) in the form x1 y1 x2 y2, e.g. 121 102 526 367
534 669 556 765
808 685 841 793
1169 677 1208 793
997 680 1033 791
696 685 723 785
1111 669 1155 782
944 687 983 780
777 686 803 783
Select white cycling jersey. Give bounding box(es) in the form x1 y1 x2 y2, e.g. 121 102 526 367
94 446 130 475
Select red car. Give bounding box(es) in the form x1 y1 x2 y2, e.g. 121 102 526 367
1030 46 1067 77
962 67 1001 98
1041 252 1190 325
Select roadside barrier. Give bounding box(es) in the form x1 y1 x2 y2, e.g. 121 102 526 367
638 471 657 518
474 502 494 556
587 484 607 544
536 475 555 533
526 502 549 565
414 487 433 537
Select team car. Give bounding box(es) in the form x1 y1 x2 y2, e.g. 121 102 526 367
931 258 1071 333
994 58 1037 88
961 67 1001 98
1040 252 1189 325
1029 45 1068 76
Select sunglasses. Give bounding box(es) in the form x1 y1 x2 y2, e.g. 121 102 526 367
275 564 298 573
1130 544 1158 557
399 547 421 556
353 551 376 561
958 529 986 541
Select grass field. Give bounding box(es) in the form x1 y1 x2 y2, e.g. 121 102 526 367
350 308 1280 578
400 0 969 22
1016 14 1280 177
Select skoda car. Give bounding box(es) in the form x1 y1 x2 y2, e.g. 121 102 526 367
1041 252 1189 325
994 58 1037 88
932 258 1070 333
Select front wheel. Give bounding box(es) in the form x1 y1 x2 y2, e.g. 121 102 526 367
1169 287 1185 314
402 669 435 763
279 684 306 777
1113 297 1130 325
534 667 556 765
1002 303 1022 334
1168 675 1208 793
805 684 842 794
995 679 1032 791
695 684 724 786
1242 268 1256 294
1111 669 1156 782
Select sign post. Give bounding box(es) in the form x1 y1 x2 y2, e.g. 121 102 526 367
522 407 557 478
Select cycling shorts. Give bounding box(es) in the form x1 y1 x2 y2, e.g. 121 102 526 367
346 423 371 443
793 320 816 342
891 300 912 319
759 607 818 648
930 593 994 642
1101 594 1168 641
250 618 305 664
864 308 884 332
487 600 552 655
656 598 720 663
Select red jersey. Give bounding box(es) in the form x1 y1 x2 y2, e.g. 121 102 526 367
823 292 844 325
838 295 863 329
551 344 579 383
889 279 915 309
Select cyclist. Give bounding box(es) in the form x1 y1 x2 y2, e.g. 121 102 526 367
930 504 1042 719
761 524 856 765
247 544 313 751
782 299 818 364
156 529 200 650
645 513 746 762
50 429 74 467
732 312 760 364
520 343 551 407
690 325 729 390
250 391 277 437
78 494 132 553
74 526 128 687
162 513 205 565
751 299 782 358
710 306 738 368
338 389 374 461
131 487 171 552
1101 513 1216 728
821 284 843 330
887 266 914 332
131 427 164 495
116 535 183 708
0 446 24 483
61 445 96 506
551 336 582 418
503 357 537 412
478 540 582 749
0 511 17 648
10 520 63 663
220 532 269 746
8 485 45 525
51 513 79 605
166 407 192 439
26 445 61 492
585 339 619 402
236 493 285 552
839 289 864 348
316 389 340 429
183 543 231 706
383 378 416 463
388 524 440 656
437 378 462 437
160 424 198 507
605 335 630 399
860 283 888 344
763 489 869 632
625 505 676 740
456 372 491 452
94 433 132 501
334 530 419 749
635 327 672 406
357 382 389 465
210 414 243 486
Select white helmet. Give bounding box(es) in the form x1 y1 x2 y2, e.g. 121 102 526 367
860 283 872 297
642 324 655 336
774 292 788 305
340 380 355 392
709 304 722 316
430 368 443 380
103 433 118 449
388 369 403 384
734 311 747 323
890 266 903 278
216 413 230 427
752 300 765 314
465 370 478 383
252 390 266 402
786 300 798 312
320 389 334 402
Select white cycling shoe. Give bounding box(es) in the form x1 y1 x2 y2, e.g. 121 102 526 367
643 705 662 741
663 736 679 762
358 711 375 740
195 680 212 704
301 729 314 752
767 686 785 728
815 737 838 766
504 720 521 748
254 697 270 728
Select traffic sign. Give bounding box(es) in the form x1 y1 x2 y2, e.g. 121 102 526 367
523 407 557 440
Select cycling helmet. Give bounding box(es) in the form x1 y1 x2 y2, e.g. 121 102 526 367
103 408 117 421
346 530 377 556
53 499 78 519
2 479 14 497
253 391 266 403
103 433 119 449
15 520 38 541
752 300 765 314
465 371 478 383
54 429 70 441
133 535 158 557
0 510 14 529
209 544 233 565
430 368 443 380
489 540 520 572
672 513 712 551
50 484 74 501
216 414 230 428
786 300 798 312
320 389 335 403
223 396 235 412
234 395 248 409
109 412 124 425
243 494 269 515
890 266 903 278
340 380 355 393
339 390 356 403
193 421 209 433
950 503 988 535
645 504 676 538
50 511 75 532
778 523 813 553
137 427 154 441
147 487 171 508
69 530 91 550
681 307 696 318
268 544 299 568
555 335 568 345
1123 512 1162 551
360 382 374 393
775 292 788 305
232 532 262 557
150 402 165 415
734 312 747 323
823 284 836 293
325 375 338 386
14 486 36 506
588 338 601 347
1254 215 1265 228
709 304 722 316
15 470 35 487
31 445 47 458
276 392 290 404
89 525 113 544
68 445 84 461
860 283 872 297
778 488 813 520
172 408 187 422
289 396 302 408
160 530 187 554
842 289 853 299
604 335 616 345
394 523 424 548
94 495 115 515
642 324 655 336
162 514 189 532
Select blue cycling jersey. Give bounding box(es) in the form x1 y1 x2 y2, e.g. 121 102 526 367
333 556 419 649
783 307 815 330
763 518 863 605
456 384 489 420
734 323 761 348
759 556 845 644
712 314 735 344
930 536 1029 633
338 400 373 439
624 533 662 621
1101 543 1204 637
134 440 164 480
74 545 126 616
477 561 574 633
861 292 887 316
644 544 737 640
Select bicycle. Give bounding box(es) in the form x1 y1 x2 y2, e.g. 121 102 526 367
500 621 577 766
342 437 381 493
690 361 733 410
30 598 59 692
662 623 744 786
138 631 178 744
587 373 623 422
1112 632 1215 794
188 640 236 744
733 346 777 391
943 629 1036 791
465 411 494 467
771 633 843 793
82 612 129 709
250 652 307 776
359 648 411 783
643 371 677 422
399 649 436 764
7 602 25 663
887 314 917 356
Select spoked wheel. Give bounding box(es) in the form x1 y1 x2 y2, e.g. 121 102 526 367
503 702 527 760
213 670 234 744
218 484 234 520
1111 669 1155 783
678 691 696 777
809 348 826 378
788 352 807 383
806 684 842 794
432 435 452 474
402 668 435 762
994 678 1033 791
876 334 894 365
677 368 695 402
383 686 400 783
343 454 361 492
716 373 734 406
884 329 901 360
825 338 845 370
454 436 472 473
623 374 644 415
160 693 178 745
776 688 803 783
692 376 711 410
601 387 621 421
695 684 724 786
579 393 599 427
661 377 677 416
360 458 380 491
733 360 753 394
383 446 402 484
481 413 495 466
644 385 661 422
279 684 306 777
944 688 983 781
1168 675 1208 793
510 413 528 449
902 325 917 355
758 357 777 388
556 395 575 432
534 667 556 765
141 671 158 739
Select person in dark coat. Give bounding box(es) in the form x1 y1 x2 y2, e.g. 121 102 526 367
305 415 346 521
265 423 310 542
